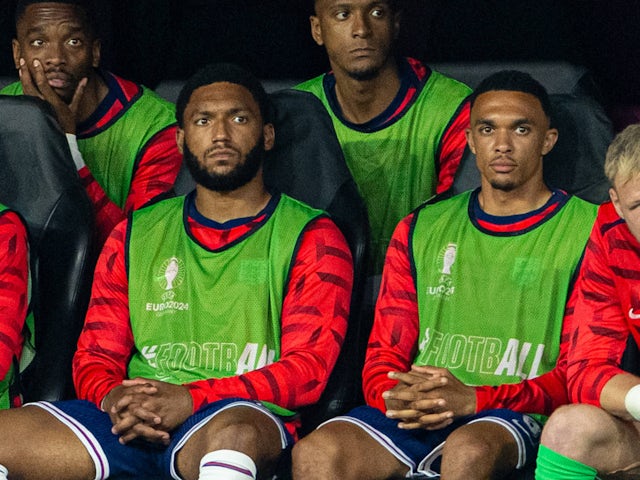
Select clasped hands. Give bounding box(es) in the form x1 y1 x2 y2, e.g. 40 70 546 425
101 378 193 446
383 365 476 430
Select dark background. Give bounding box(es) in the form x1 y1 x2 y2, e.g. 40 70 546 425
1 0 639 107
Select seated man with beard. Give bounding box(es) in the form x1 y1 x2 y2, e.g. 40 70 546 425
0 63 353 480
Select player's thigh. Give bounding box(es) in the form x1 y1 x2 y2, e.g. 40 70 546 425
0 405 95 479
293 420 410 480
598 417 640 479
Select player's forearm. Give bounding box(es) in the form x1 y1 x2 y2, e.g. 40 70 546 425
363 339 414 412
363 368 399 412
600 373 640 420
73 221 132 406
185 347 344 413
73 356 128 407
565 319 627 406
0 316 24 380
475 367 568 415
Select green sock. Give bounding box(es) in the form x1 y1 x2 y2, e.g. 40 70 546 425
535 444 598 479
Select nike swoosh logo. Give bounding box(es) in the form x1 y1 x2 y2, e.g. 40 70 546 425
629 308 640 320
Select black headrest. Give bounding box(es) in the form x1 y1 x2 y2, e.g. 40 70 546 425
0 95 82 244
263 89 355 210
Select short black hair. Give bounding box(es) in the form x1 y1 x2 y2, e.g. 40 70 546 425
311 0 400 15
470 70 553 119
176 63 273 128
14 0 97 36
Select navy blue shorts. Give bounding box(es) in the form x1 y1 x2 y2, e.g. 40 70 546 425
29 398 294 480
322 406 542 477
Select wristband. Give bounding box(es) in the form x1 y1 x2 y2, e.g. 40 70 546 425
624 384 640 421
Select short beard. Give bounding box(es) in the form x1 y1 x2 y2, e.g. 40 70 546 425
347 66 380 82
489 179 517 192
183 137 265 192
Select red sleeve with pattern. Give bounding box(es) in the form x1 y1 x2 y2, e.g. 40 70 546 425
567 205 628 406
474 288 574 415
78 126 181 247
79 167 126 246
436 100 470 194
186 217 353 412
73 221 133 405
0 211 28 379
363 214 418 412
124 126 182 214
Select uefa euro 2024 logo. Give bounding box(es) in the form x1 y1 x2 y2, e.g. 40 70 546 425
441 243 457 275
426 243 457 297
156 257 185 302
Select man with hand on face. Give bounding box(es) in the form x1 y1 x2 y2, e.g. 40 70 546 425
297 0 471 277
535 124 640 479
0 63 353 480
3 0 182 245
292 70 597 479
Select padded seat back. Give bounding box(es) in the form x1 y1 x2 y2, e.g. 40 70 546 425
266 89 369 433
0 95 96 402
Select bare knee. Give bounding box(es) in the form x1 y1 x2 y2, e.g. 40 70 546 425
292 421 407 480
292 427 344 479
0 406 95 480
441 423 518 479
541 404 611 459
177 407 282 479
215 421 262 448
443 427 495 466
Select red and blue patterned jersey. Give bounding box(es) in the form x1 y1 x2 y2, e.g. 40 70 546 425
567 202 640 406
0 209 28 383
364 189 586 416
76 72 181 245
72 194 353 436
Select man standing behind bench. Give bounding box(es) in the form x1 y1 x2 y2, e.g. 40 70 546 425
297 0 471 276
